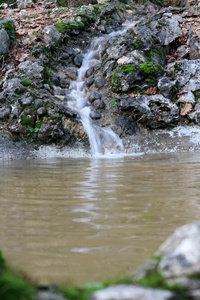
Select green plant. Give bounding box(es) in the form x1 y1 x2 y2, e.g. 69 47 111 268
121 64 136 73
139 62 160 74
21 79 32 86
110 100 117 107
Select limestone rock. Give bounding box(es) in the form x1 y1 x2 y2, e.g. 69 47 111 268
18 60 44 79
0 78 25 103
91 285 174 300
120 94 179 129
157 222 200 278
0 29 10 55
44 25 62 45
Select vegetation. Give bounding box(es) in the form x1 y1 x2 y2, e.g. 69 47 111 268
0 250 35 300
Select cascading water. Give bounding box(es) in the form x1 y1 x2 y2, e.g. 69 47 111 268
66 25 134 156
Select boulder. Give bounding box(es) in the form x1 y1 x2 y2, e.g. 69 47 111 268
157 222 200 278
0 29 10 55
18 60 44 79
120 94 179 128
44 25 62 45
91 285 174 300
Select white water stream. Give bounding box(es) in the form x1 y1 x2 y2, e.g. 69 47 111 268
66 24 135 156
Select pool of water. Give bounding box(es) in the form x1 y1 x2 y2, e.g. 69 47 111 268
0 152 200 286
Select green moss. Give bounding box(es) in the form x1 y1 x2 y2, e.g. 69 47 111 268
20 117 32 125
111 70 122 90
1 20 15 40
130 39 142 50
137 272 186 293
21 79 32 86
193 90 200 102
139 62 161 74
121 64 136 73
0 250 34 300
60 282 105 300
145 78 155 83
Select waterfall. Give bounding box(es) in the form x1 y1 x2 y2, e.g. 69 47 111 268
66 24 135 156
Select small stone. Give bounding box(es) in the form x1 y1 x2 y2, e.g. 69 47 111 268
85 67 94 77
51 77 60 86
21 96 33 106
90 111 101 120
85 76 94 87
73 54 83 67
43 25 62 45
34 99 44 108
65 67 78 80
95 77 106 88
93 99 105 109
37 107 47 117
89 92 101 103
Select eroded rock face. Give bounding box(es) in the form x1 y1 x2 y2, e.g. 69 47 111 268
120 95 179 129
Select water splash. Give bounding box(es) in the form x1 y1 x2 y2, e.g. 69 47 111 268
66 24 136 156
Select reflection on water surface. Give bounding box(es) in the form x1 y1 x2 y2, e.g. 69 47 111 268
0 152 200 285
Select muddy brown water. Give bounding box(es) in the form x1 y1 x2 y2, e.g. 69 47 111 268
0 152 200 286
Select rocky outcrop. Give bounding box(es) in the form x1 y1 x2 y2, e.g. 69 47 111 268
0 0 200 156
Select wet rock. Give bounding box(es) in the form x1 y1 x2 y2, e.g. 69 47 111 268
43 25 62 45
157 222 200 278
0 106 10 120
90 111 101 119
65 67 78 80
34 99 44 108
53 86 66 96
91 285 174 300
95 77 106 88
73 54 83 67
37 107 47 117
89 92 101 103
85 67 94 77
85 76 94 87
93 99 105 109
18 60 44 79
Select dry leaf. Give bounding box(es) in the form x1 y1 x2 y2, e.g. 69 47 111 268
180 103 192 116
128 92 141 97
143 87 157 95
177 90 189 95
